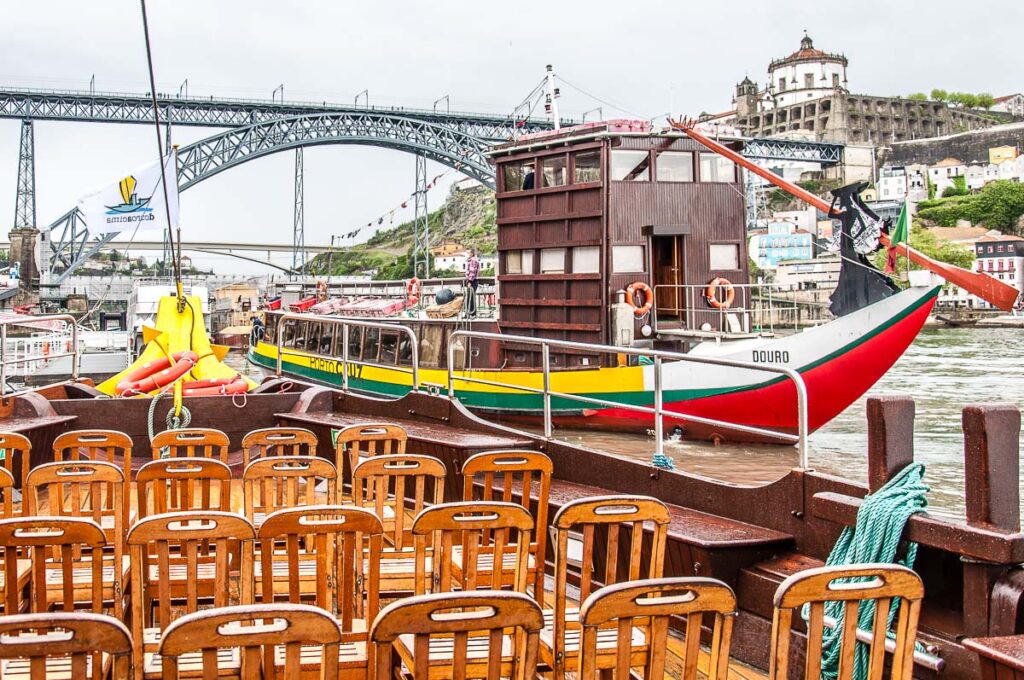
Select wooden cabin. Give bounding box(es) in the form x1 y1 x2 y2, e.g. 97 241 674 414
489 120 750 368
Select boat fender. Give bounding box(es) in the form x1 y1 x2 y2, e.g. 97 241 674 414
406 277 422 306
625 281 654 317
115 351 199 396
180 375 249 397
705 277 735 309
435 287 456 305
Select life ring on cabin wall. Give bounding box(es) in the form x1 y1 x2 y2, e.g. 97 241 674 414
705 277 735 309
315 280 328 303
406 277 422 306
626 282 654 317
115 351 199 396
180 375 249 397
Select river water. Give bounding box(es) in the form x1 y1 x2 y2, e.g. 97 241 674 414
236 327 1023 519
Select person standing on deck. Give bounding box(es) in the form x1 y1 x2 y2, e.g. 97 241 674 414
464 249 481 317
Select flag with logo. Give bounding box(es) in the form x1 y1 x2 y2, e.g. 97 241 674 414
885 201 909 274
78 154 179 235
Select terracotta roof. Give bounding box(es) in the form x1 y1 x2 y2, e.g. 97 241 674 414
933 157 965 167
978 233 1024 242
994 94 1022 103
928 226 989 242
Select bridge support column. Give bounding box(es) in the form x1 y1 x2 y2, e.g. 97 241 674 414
293 147 305 277
413 153 429 279
10 120 40 303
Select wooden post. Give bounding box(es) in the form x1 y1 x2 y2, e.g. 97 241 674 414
866 396 915 493
963 404 1021 531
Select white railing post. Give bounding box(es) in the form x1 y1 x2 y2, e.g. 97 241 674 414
653 356 664 458
341 322 350 392
541 344 553 439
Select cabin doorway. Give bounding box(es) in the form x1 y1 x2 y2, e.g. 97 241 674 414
651 235 686 324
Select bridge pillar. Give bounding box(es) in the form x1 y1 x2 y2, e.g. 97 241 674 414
10 120 40 302
413 153 429 279
293 147 305 276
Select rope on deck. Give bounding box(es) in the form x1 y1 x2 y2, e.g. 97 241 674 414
808 462 928 680
651 452 675 470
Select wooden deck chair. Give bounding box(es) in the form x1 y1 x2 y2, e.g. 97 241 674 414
542 495 671 680
410 501 533 595
459 450 552 599
256 505 383 677
769 563 924 680
243 455 337 528
351 454 445 594
241 426 318 468
51 430 134 531
0 612 131 680
0 432 31 501
578 578 737 680
150 428 230 464
0 516 108 615
0 467 26 613
25 461 128 618
334 423 406 491
135 458 233 519
127 510 256 679
370 590 543 680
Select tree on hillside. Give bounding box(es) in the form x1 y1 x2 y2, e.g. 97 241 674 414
907 93 928 101
930 89 949 103
941 176 969 198
971 181 1024 232
977 93 995 109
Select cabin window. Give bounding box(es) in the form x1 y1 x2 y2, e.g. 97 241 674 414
319 330 334 355
380 332 399 365
573 150 601 183
656 152 694 182
540 248 566 274
347 327 362 359
610 150 650 181
710 243 741 270
502 160 535 192
362 328 381 363
504 249 534 275
305 323 322 353
572 246 600 274
699 153 736 183
541 156 568 187
612 245 645 273
281 319 299 348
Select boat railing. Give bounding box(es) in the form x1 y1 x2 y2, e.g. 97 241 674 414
651 282 831 336
0 314 79 398
446 330 810 467
274 312 420 392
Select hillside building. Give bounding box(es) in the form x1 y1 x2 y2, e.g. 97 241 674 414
749 222 814 269
993 94 1024 118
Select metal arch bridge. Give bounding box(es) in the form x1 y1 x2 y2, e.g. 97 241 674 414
2 86 846 283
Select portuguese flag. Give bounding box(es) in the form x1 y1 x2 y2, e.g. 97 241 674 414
885 201 909 274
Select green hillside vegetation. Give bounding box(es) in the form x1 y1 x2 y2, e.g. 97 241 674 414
873 220 975 272
916 181 1024 232
308 187 497 279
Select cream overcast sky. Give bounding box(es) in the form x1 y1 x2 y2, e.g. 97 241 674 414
0 0 1020 273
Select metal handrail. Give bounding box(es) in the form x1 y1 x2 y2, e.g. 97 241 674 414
446 330 810 468
652 282 828 336
274 313 419 392
0 314 79 398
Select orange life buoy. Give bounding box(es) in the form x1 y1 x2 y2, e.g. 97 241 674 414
115 351 198 396
315 280 328 303
705 277 736 309
626 281 654 317
406 277 422 306
180 375 249 397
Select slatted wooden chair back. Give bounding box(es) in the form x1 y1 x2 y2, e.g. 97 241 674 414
127 511 256 678
461 450 552 598
578 577 737 680
150 428 230 463
370 590 543 680
335 423 407 483
242 455 337 526
0 467 16 520
53 429 133 481
136 458 233 518
352 454 445 550
25 461 126 618
256 505 383 629
241 426 318 468
158 603 342 680
769 564 924 680
0 432 31 497
411 501 533 595
0 612 132 680
0 516 107 614
549 495 671 680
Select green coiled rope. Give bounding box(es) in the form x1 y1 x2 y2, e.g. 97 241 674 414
807 462 929 680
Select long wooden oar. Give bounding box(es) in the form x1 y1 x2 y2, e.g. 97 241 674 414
668 119 1020 311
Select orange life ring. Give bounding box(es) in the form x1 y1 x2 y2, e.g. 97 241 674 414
626 281 654 317
115 351 198 396
406 277 422 306
180 375 249 397
705 277 735 309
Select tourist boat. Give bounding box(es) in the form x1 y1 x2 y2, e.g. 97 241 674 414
249 120 1017 444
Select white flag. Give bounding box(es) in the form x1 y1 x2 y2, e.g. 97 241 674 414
77 154 179 235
